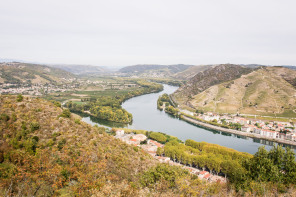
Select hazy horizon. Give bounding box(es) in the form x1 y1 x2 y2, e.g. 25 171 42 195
1 0 296 67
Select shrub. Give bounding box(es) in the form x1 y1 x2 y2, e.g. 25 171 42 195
30 122 40 132
59 109 71 118
16 94 23 102
74 119 81 124
0 113 10 122
58 138 66 151
149 132 167 144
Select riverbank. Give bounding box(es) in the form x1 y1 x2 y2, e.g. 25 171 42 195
180 115 296 146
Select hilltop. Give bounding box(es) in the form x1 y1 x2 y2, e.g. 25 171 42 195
173 65 296 117
47 64 108 75
119 64 194 78
173 64 254 100
0 62 75 84
173 65 215 80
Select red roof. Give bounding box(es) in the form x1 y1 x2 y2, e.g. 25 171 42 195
200 171 208 175
204 174 211 179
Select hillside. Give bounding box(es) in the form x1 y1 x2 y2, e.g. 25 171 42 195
173 64 254 103
0 62 75 84
47 64 108 75
175 66 296 117
173 65 215 80
0 95 226 196
0 95 156 195
1 97 296 196
119 64 193 78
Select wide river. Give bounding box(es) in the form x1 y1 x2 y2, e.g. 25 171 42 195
82 84 296 154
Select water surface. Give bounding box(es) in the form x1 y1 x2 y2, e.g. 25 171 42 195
82 84 296 154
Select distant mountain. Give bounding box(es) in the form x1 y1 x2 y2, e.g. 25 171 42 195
173 65 216 80
119 64 194 78
173 65 296 117
0 62 75 84
283 65 296 70
47 64 108 75
0 58 25 63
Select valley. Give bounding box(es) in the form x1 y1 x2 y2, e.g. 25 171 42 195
1 62 296 196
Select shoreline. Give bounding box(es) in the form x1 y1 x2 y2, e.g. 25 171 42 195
180 115 296 146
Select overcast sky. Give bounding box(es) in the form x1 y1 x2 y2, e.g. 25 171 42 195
0 0 295 66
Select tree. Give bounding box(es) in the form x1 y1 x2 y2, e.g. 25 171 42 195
17 94 23 102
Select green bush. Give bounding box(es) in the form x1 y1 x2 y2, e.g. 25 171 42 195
149 132 167 143
16 94 23 102
58 138 66 151
59 109 71 118
30 122 40 132
0 113 10 122
140 164 189 188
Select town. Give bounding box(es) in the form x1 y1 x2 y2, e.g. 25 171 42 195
181 110 296 142
114 129 227 183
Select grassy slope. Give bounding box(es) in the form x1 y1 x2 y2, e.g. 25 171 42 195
189 67 296 117
0 63 75 84
173 65 215 80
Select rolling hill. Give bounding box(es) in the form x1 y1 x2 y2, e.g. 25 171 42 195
47 64 108 75
173 65 216 80
0 62 76 84
173 65 296 117
119 64 194 78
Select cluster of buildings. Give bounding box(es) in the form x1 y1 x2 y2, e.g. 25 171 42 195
115 130 226 183
193 112 296 141
0 83 76 96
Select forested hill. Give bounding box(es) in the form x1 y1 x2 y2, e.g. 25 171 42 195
0 62 75 84
0 95 157 195
1 95 296 196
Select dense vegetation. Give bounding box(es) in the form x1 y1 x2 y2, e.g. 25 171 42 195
157 94 179 116
1 95 296 196
65 81 163 123
157 138 296 194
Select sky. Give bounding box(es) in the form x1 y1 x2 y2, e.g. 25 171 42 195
0 0 296 67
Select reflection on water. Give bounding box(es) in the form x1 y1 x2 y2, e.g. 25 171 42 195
77 112 128 128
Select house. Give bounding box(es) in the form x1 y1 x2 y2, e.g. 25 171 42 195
286 133 296 141
156 156 170 163
203 173 211 180
116 130 125 136
254 128 262 135
241 126 251 133
148 140 163 148
133 134 147 142
128 138 140 145
198 171 209 179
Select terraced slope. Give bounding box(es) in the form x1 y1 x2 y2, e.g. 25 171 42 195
173 65 215 80
173 64 254 104
187 67 296 117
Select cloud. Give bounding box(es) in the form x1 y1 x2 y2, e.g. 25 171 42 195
0 0 295 66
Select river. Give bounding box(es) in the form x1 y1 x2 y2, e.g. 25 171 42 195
82 84 296 154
